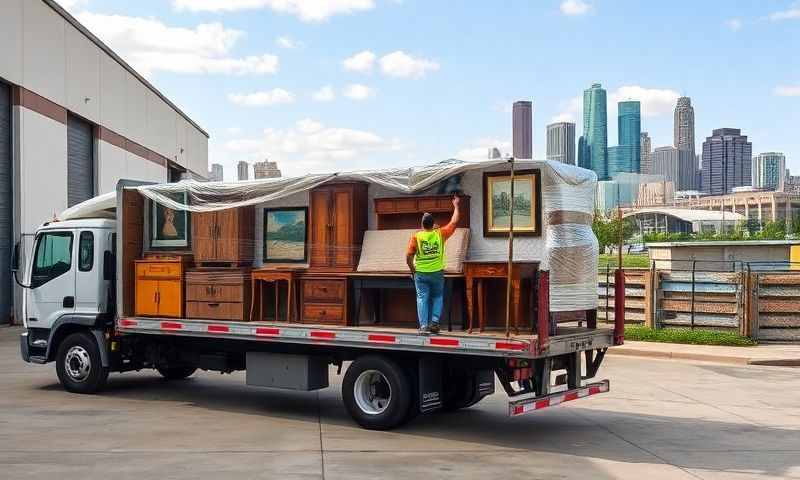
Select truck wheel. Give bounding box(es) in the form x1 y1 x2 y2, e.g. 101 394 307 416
157 366 197 380
343 356 412 430
56 332 109 394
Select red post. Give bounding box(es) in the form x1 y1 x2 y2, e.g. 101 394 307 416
536 270 550 355
614 269 625 345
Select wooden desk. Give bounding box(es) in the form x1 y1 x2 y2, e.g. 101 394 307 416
349 272 463 331
250 268 300 322
463 261 538 333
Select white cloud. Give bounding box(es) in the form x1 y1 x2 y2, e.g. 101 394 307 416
560 0 591 16
223 119 402 175
276 36 301 49
343 50 376 73
225 127 243 136
455 138 511 162
228 89 295 107
312 85 336 102
726 18 743 31
769 3 800 21
609 85 680 117
550 96 582 123
343 84 374 100
774 85 800 97
173 0 375 22
379 51 439 79
75 12 278 77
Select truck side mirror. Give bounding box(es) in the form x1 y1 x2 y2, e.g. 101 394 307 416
103 250 115 281
11 242 20 271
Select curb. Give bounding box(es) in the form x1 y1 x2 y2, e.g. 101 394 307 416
607 347 800 366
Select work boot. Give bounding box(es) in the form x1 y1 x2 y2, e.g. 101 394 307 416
418 326 430 336
429 323 440 334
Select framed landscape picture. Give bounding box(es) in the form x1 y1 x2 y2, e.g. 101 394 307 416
482 169 541 237
150 192 190 248
264 207 308 263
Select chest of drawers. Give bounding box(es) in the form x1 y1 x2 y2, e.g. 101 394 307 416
185 268 251 321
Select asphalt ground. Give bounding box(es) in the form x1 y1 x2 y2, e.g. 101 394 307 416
1 326 799 480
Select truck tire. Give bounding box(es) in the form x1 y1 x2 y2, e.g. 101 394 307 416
157 366 197 380
56 332 109 394
342 355 412 430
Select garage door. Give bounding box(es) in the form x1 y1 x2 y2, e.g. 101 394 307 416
67 113 94 207
0 83 12 322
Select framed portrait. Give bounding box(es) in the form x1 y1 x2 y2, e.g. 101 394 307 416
264 207 308 263
482 169 541 237
150 192 190 249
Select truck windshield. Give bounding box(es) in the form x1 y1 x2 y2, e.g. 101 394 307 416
32 232 73 288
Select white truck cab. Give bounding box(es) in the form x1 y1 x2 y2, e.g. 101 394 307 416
18 218 116 388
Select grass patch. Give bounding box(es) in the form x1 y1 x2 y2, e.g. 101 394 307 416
598 254 651 269
624 325 757 347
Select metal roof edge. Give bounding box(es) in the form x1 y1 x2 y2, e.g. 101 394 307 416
42 0 210 139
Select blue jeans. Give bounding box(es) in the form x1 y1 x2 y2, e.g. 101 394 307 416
414 271 444 328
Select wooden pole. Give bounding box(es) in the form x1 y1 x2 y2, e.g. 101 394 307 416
617 205 623 269
505 157 515 336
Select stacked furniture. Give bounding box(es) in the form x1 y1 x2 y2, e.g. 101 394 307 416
134 254 193 318
186 268 252 321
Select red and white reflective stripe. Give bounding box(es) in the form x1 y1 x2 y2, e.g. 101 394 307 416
115 317 540 356
509 380 610 416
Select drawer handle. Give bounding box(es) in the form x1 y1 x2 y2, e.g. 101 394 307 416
208 303 220 307
149 266 168 272
319 310 326 316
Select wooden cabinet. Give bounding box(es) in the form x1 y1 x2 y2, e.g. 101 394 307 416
134 260 186 318
192 207 254 265
309 183 368 271
374 194 470 230
299 277 348 326
185 268 251 321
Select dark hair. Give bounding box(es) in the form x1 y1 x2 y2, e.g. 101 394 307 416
421 213 434 230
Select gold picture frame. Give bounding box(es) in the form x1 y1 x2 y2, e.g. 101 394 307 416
482 169 541 237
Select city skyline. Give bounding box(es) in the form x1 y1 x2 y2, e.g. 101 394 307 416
51 1 799 180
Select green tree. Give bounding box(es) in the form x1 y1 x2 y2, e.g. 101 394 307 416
592 212 636 253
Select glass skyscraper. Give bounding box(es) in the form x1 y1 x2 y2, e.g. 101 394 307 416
606 100 641 179
578 83 608 180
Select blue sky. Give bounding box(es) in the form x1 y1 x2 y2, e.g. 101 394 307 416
59 0 800 180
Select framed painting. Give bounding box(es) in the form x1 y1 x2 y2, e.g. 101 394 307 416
150 192 190 249
264 207 308 263
482 169 541 237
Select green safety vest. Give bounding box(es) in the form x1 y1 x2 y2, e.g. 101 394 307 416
414 229 445 273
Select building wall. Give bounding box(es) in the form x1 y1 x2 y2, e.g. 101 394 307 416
546 122 575 165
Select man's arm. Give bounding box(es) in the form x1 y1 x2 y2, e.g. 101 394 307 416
440 195 461 240
406 235 417 275
406 252 416 275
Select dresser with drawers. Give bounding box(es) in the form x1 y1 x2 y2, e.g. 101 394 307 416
299 276 348 326
185 268 252 321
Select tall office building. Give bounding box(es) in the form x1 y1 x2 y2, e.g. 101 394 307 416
512 101 533 159
651 146 696 191
752 152 786 191
701 128 752 195
578 83 608 179
208 163 223 182
640 132 652 174
237 161 249 181
546 122 576 165
254 160 282 179
607 100 641 178
674 96 695 158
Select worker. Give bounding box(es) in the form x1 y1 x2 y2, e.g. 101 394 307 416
406 196 461 335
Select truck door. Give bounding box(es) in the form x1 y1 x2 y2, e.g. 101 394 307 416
75 230 102 316
26 231 76 328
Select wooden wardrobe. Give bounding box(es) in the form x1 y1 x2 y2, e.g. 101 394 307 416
192 207 255 265
309 183 368 271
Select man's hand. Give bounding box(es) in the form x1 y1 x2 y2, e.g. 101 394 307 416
452 195 461 208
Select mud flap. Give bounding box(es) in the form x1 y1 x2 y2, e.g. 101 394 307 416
418 357 443 413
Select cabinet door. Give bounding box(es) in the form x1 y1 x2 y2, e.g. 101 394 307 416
157 280 183 318
332 188 354 268
214 208 238 262
135 279 159 316
192 212 217 262
310 189 331 267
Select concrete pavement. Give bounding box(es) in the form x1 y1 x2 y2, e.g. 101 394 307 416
1 326 799 479
610 340 800 366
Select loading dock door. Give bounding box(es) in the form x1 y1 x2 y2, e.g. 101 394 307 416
67 113 94 207
0 83 12 322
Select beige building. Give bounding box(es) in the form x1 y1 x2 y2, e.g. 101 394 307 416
254 160 281 179
1 0 208 322
635 180 674 207
672 190 800 226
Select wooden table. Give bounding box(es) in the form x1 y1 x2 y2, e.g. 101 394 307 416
250 268 300 322
349 272 463 331
463 261 538 333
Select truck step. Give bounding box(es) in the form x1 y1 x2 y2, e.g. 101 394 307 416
508 379 609 416
29 355 47 364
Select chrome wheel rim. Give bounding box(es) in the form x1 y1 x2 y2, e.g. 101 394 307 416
353 369 391 415
64 346 91 382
